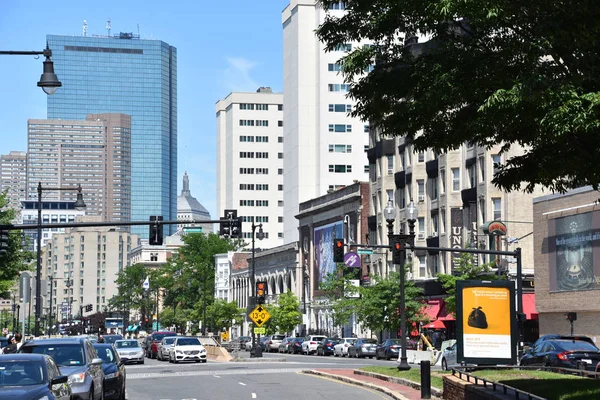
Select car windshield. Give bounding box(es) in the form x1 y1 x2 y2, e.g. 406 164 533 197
388 339 402 345
20 344 84 366
363 339 378 344
153 334 172 342
0 360 45 386
94 347 116 364
271 335 285 340
556 340 599 351
104 336 123 344
115 340 140 349
177 338 201 346
163 337 176 345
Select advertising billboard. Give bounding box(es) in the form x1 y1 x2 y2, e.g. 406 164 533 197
313 221 343 293
456 280 517 365
548 211 600 292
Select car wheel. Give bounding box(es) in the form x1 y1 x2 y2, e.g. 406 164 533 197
376 353 381 360
169 356 173 363
140 360 144 364
442 358 448 371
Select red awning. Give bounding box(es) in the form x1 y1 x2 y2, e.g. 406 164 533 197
423 320 447 329
437 300 455 321
523 293 538 320
422 300 441 320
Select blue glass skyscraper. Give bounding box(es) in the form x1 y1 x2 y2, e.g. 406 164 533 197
47 33 177 237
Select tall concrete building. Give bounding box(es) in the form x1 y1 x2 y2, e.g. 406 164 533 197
41 216 139 317
27 113 131 224
216 87 284 249
282 1 370 241
46 33 177 238
0 151 27 213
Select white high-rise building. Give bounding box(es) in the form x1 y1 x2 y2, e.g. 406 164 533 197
0 151 27 214
216 87 284 249
282 0 370 242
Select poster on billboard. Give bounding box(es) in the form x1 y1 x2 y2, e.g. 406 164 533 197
456 280 517 365
548 211 600 292
313 221 344 293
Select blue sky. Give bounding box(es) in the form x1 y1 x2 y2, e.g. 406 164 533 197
0 0 288 220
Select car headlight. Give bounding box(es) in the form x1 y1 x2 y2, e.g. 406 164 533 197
105 371 120 379
200 349 206 354
68 372 86 384
176 350 183 354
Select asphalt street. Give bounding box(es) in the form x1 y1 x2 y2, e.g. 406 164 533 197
125 351 402 400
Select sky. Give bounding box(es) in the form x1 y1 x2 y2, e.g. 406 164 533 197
0 0 288 220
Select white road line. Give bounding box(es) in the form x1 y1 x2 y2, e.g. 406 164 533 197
239 382 247 386
213 375 221 378
252 393 257 399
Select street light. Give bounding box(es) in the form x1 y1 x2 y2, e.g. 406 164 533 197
35 182 86 336
250 222 264 357
385 198 418 371
0 44 62 95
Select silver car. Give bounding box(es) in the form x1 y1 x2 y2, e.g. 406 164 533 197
114 339 145 364
157 336 177 361
441 342 457 370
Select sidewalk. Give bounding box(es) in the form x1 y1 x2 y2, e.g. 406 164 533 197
305 369 437 400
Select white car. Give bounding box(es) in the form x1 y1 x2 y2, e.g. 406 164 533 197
301 335 326 355
168 337 207 363
333 338 356 357
441 342 457 371
114 339 145 364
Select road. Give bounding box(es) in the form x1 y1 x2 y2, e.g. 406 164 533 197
125 351 402 400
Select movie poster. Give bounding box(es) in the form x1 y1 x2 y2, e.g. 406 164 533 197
313 221 343 293
549 212 600 292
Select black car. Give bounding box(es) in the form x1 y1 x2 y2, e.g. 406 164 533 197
93 343 126 400
19 336 104 400
520 339 600 371
102 335 124 344
376 339 402 360
316 338 340 356
0 353 71 400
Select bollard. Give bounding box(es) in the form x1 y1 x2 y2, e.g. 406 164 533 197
420 360 431 399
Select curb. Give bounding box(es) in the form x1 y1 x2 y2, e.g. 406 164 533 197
354 370 443 399
303 369 411 400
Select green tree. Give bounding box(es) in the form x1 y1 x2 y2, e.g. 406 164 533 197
316 1 600 193
203 299 245 333
107 263 150 322
319 263 360 328
354 266 424 334
437 254 500 316
0 191 35 296
269 291 302 335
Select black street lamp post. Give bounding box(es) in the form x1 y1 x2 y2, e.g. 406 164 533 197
0 44 62 95
250 222 264 356
384 199 419 371
35 182 86 336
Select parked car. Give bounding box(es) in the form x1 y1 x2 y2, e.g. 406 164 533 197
102 335 123 344
114 340 145 364
333 338 356 357
93 343 126 400
441 342 457 371
278 337 294 353
301 335 327 355
145 331 176 359
0 353 71 400
520 338 600 371
531 334 597 349
157 336 177 361
316 338 340 356
264 335 286 353
376 339 402 360
288 338 304 354
168 337 207 363
19 336 104 400
228 336 251 352
348 338 378 358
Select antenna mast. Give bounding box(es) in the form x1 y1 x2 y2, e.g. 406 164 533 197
106 18 111 36
83 20 87 36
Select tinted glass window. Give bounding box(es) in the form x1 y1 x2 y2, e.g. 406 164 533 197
164 338 176 345
177 338 201 346
21 344 84 366
556 340 599 351
94 347 116 363
0 360 45 386
271 335 285 340
116 340 140 348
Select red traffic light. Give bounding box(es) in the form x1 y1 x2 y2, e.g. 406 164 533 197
256 281 266 297
335 240 343 248
394 242 402 251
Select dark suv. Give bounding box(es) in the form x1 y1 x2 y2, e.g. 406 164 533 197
144 331 176 359
19 337 104 400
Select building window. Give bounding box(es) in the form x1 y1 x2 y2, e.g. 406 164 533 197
467 164 476 188
256 136 268 143
278 184 283 191
278 200 284 207
329 124 352 132
387 155 394 174
328 104 352 112
327 1 346 10
240 168 255 174
492 154 501 175
239 152 254 158
278 216 283 223
418 151 425 162
278 120 283 127
479 156 485 181
256 104 269 111
278 136 283 143
493 198 502 220
364 124 370 133
278 153 283 159
239 103 255 110
440 170 446 194
256 168 269 174
418 217 425 236
278 104 283 111
278 168 283 175
328 83 351 92
431 255 439 275
452 168 460 191
329 144 351 153
333 43 352 52
429 177 438 200
431 213 439 235
239 119 255 126
256 120 269 127
328 164 352 173
328 63 343 72
364 165 369 173
417 180 425 202
419 256 426 278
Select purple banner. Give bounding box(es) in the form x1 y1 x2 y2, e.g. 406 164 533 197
450 208 463 270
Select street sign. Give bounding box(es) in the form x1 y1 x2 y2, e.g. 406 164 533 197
221 332 229 341
253 327 266 334
183 227 203 233
248 305 271 327
344 252 360 267
357 248 373 255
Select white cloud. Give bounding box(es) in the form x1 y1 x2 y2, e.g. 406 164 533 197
222 56 260 92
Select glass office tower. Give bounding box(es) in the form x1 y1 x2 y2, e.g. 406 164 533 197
47 33 177 237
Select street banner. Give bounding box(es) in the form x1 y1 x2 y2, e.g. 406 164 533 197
456 280 517 365
142 276 150 290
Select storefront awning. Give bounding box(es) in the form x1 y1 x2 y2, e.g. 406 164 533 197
523 293 538 320
422 300 441 320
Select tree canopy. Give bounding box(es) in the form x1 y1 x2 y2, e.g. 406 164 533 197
316 0 600 193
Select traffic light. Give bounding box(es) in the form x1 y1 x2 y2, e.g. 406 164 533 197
390 235 404 265
149 216 163 245
220 209 237 237
0 228 9 257
85 304 93 313
231 217 243 239
333 238 345 263
566 312 577 322
256 281 266 304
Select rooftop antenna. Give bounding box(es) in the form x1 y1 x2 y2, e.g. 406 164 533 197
83 20 88 36
106 18 111 36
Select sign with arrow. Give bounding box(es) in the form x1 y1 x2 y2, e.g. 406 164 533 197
248 305 271 327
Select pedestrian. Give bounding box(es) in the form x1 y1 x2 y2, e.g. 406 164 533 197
14 333 23 351
3 336 17 354
432 330 441 350
98 335 105 343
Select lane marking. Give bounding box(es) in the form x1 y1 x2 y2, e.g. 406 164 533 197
213 375 221 378
252 393 257 399
239 382 247 386
127 368 305 380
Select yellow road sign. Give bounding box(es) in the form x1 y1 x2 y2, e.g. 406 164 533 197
221 332 229 341
248 305 271 327
254 327 266 334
